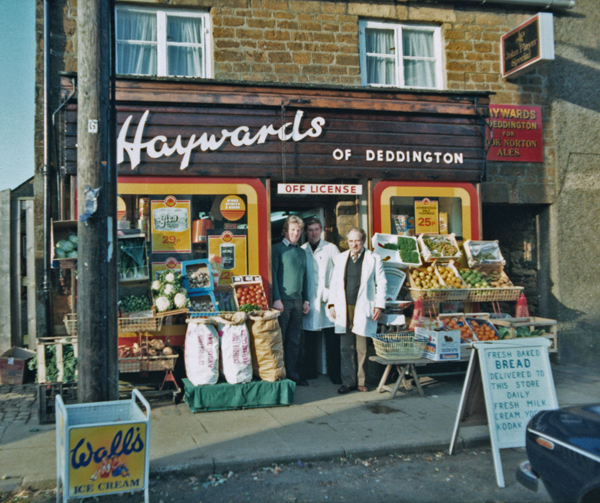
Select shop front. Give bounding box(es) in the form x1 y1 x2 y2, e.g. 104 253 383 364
58 77 495 400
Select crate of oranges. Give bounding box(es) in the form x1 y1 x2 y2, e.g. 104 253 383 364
466 317 499 341
438 314 476 343
232 275 269 311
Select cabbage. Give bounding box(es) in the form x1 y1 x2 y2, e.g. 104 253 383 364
67 250 78 258
68 234 78 245
57 240 74 253
55 248 66 258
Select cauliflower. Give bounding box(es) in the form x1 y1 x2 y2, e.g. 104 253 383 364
165 272 175 283
155 296 172 313
163 284 174 296
151 280 161 291
174 293 188 309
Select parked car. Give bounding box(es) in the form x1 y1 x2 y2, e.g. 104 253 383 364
517 404 600 503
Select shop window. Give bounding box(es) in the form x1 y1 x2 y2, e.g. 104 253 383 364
115 6 212 78
358 20 442 89
389 196 463 239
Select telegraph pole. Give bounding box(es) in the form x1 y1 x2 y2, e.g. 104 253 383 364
77 0 119 402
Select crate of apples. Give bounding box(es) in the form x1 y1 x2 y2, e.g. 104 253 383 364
234 283 268 310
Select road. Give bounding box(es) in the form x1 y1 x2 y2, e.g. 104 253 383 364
1 446 550 503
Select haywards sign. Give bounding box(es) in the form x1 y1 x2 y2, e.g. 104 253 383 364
486 105 543 163
64 93 487 182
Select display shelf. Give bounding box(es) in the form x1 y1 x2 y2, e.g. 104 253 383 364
466 287 523 303
119 316 163 332
119 355 178 373
409 288 469 303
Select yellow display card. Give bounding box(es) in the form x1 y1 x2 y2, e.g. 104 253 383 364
151 256 183 280
68 423 147 498
415 198 439 234
151 196 191 253
207 230 247 284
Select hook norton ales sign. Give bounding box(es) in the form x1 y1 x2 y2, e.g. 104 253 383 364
486 105 543 163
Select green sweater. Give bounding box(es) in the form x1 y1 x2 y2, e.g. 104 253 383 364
272 241 308 302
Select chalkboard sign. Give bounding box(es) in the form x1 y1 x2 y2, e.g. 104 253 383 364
449 338 558 488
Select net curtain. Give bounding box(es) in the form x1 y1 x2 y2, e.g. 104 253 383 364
116 10 203 77
366 28 436 88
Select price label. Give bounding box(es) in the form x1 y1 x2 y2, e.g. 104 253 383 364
151 196 192 253
414 198 439 234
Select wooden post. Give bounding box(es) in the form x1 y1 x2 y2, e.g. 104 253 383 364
77 0 118 402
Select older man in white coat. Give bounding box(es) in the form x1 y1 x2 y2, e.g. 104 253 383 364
300 218 341 383
327 227 387 394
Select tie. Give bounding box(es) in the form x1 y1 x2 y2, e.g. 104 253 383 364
352 254 358 263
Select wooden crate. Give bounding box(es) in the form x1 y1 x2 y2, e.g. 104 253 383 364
492 317 558 353
36 336 78 384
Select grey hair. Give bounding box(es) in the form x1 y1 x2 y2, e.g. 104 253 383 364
347 227 367 242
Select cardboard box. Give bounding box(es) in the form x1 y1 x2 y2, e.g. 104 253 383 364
415 327 460 361
232 275 268 310
0 347 36 385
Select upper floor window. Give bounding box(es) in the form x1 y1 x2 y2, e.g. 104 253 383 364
116 6 211 78
359 20 442 90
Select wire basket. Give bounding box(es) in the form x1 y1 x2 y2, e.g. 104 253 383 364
118 316 163 333
372 332 426 360
409 288 469 303
119 355 178 373
466 287 523 303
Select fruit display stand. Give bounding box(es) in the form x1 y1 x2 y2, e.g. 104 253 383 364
491 317 558 353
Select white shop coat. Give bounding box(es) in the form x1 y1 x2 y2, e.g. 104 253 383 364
327 249 387 337
301 240 340 331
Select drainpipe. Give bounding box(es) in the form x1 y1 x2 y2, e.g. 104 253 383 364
42 0 53 338
445 0 575 9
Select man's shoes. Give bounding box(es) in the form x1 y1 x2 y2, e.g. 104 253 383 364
293 379 309 386
338 385 358 394
331 379 342 385
358 385 369 392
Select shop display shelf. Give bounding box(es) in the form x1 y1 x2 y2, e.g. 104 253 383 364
491 317 558 353
119 355 178 373
466 287 523 303
63 313 77 336
372 332 425 360
409 288 469 303
119 315 163 333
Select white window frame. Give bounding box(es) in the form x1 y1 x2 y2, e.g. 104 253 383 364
115 5 212 78
359 20 443 90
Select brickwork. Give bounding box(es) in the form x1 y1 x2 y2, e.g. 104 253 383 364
38 0 555 206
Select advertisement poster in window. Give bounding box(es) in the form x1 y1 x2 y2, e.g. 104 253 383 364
414 198 439 234
151 256 184 281
151 196 192 253
207 229 248 284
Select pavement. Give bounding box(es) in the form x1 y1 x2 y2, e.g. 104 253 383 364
1 359 600 494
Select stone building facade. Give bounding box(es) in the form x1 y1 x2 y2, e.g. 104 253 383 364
33 0 600 363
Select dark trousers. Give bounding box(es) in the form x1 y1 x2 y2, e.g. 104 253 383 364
301 327 340 383
279 299 304 381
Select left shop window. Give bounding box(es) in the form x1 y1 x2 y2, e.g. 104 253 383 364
115 6 212 78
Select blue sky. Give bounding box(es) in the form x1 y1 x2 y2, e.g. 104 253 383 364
0 1 35 192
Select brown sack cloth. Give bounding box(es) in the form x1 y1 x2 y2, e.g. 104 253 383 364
247 310 286 382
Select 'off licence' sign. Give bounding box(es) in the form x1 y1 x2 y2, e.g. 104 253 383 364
278 184 363 195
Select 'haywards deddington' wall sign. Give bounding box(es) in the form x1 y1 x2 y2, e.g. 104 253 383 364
502 13 555 79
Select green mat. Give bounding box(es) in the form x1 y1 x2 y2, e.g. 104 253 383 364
183 378 296 412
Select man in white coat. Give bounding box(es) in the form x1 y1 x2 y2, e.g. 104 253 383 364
301 218 341 384
327 228 387 394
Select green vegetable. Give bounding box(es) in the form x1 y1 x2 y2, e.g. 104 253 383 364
497 326 512 339
28 343 77 383
55 248 66 258
67 250 78 258
397 237 419 263
516 327 531 338
118 238 148 280
120 294 152 313
68 234 78 245
240 303 261 313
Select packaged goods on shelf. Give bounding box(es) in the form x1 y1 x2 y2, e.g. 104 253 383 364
418 233 462 262
373 233 421 268
463 240 506 268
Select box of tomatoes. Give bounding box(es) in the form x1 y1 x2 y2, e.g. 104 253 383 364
232 275 269 311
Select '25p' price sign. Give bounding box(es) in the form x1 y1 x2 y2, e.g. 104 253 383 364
151 196 192 253
414 198 439 234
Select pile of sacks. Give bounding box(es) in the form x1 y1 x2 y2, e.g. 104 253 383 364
184 310 286 385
